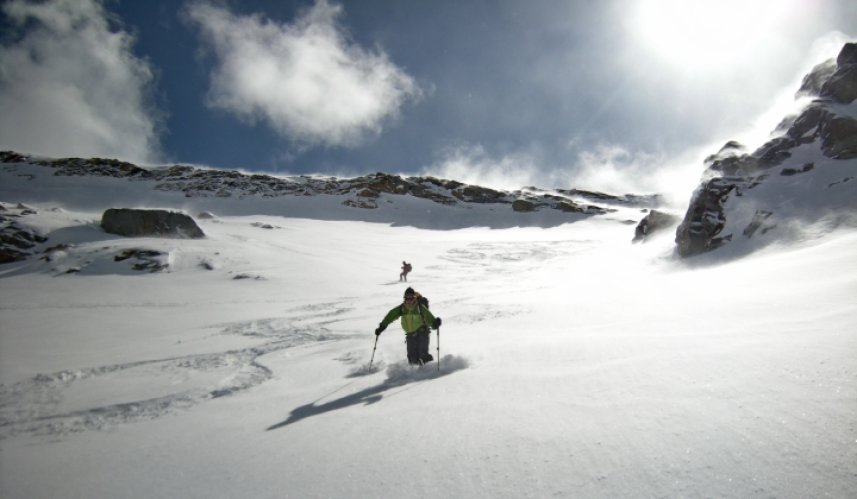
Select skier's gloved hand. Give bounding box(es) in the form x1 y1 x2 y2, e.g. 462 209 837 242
432 317 442 329
375 324 386 336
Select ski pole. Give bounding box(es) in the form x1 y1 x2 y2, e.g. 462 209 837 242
436 325 440 372
369 334 379 370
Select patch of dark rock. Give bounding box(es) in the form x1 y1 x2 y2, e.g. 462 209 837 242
675 178 735 258
754 137 795 168
451 184 507 204
821 116 857 159
780 163 815 176
633 210 680 243
1 151 30 163
512 199 536 212
0 216 48 263
555 201 584 213
233 273 264 281
743 210 775 237
746 174 768 190
828 177 854 188
41 244 73 262
101 209 205 239
798 59 838 98
47 157 153 179
343 198 378 209
707 154 759 176
114 249 169 272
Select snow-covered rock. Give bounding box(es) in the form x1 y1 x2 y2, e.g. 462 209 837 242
676 42 857 258
633 210 679 243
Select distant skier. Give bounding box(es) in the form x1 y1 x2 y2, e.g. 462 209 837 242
375 287 441 365
399 260 412 282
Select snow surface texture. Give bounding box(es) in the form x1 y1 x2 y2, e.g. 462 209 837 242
0 165 856 498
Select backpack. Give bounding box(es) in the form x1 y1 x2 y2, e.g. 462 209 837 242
404 263 412 272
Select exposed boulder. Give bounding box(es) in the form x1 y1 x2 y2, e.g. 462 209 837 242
633 210 679 243
101 209 205 239
512 199 536 212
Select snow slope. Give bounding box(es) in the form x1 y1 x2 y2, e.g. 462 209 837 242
0 166 855 498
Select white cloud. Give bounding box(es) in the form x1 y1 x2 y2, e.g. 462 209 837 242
0 0 161 163
187 0 422 148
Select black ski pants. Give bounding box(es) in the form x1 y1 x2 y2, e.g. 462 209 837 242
406 328 432 365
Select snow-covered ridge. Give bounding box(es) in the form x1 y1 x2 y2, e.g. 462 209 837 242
0 150 660 215
1 150 669 265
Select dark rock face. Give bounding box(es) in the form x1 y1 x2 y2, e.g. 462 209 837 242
821 116 857 159
675 178 735 256
0 203 48 264
676 42 857 258
101 209 205 239
633 210 679 243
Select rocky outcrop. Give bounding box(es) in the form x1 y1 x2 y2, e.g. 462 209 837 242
101 209 205 239
633 210 679 243
0 203 48 263
675 178 736 256
676 42 857 258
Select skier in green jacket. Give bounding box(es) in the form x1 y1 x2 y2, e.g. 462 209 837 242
375 287 442 365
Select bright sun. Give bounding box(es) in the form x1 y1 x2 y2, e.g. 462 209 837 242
633 0 801 71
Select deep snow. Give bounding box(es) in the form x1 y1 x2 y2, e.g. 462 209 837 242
0 164 855 498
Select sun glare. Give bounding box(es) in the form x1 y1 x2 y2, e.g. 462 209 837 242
634 0 800 71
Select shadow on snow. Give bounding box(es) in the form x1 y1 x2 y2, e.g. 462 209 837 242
265 355 469 430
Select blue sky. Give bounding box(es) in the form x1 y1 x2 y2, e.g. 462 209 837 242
1 0 855 193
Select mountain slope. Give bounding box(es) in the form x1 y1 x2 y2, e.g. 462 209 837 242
0 192 854 498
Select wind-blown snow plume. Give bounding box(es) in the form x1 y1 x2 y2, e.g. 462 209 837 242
0 0 161 164
425 143 546 191
186 0 422 148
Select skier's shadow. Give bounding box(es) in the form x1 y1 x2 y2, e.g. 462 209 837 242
266 356 468 430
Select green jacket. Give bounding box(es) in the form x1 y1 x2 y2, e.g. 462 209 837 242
380 302 436 334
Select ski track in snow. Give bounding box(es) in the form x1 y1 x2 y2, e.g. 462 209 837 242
0 239 551 439
0 301 359 439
